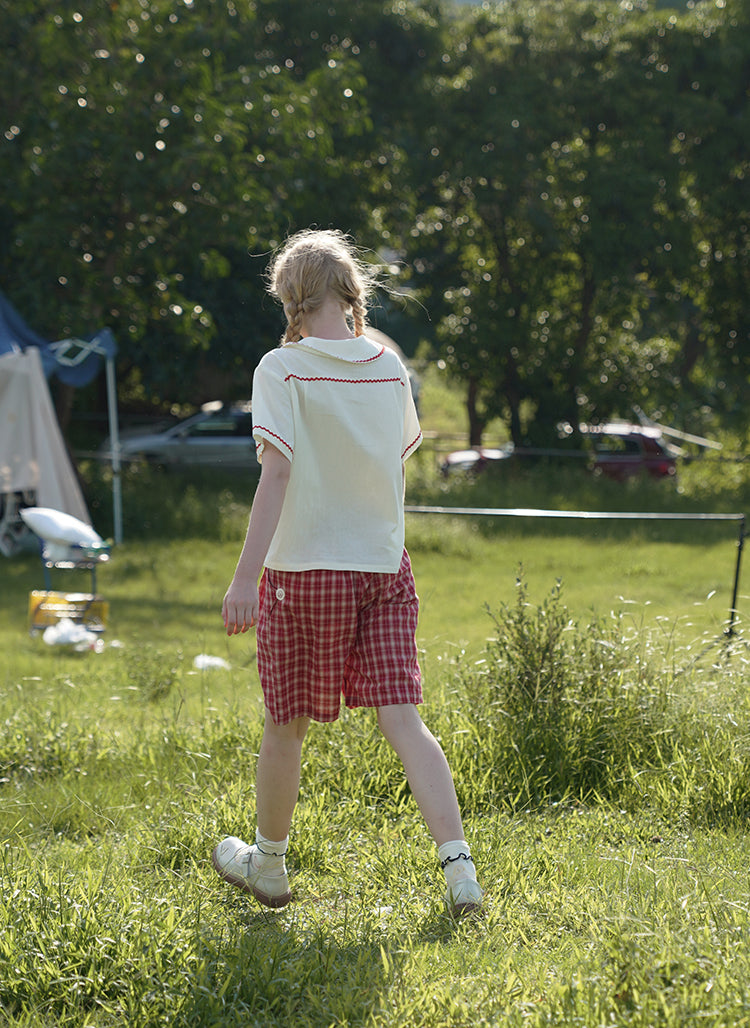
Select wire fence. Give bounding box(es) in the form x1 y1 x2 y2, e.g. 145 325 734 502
405 504 747 637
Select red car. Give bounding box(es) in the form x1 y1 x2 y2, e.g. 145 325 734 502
440 422 680 481
581 422 679 481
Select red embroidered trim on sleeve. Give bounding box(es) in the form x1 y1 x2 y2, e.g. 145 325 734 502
255 426 293 456
402 432 423 459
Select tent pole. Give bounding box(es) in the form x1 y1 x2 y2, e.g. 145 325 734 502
105 354 123 544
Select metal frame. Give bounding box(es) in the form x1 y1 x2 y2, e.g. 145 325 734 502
405 505 746 638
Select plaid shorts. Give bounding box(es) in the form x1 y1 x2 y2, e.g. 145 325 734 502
256 548 422 725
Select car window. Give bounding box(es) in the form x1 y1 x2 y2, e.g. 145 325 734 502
595 435 640 455
640 436 663 455
182 413 254 438
185 417 239 438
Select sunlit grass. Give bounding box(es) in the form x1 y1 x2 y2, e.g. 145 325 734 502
410 526 741 669
1 368 748 1026
3 651 750 1026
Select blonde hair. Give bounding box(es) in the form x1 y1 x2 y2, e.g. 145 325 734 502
267 229 378 343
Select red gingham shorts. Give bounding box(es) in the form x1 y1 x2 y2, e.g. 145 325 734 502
256 548 422 725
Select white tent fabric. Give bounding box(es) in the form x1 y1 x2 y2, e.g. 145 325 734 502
0 347 90 524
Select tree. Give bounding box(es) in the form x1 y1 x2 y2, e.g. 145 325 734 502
1 0 745 438
0 0 443 414
406 0 749 444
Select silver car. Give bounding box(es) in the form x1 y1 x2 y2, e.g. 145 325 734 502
102 400 259 469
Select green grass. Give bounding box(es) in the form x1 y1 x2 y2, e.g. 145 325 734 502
1 368 749 1026
6 806 750 1027
2 534 750 1026
2 616 750 1026
3 516 741 697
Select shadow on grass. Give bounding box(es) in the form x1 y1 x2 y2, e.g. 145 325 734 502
184 890 481 1027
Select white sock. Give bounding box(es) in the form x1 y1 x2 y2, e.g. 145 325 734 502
254 830 288 873
438 839 477 889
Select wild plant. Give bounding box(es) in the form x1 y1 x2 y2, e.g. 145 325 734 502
457 575 676 809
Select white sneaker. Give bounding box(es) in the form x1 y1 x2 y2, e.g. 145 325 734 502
445 877 484 917
212 836 292 909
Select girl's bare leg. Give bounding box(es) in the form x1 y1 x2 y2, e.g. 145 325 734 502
255 711 310 842
376 703 464 846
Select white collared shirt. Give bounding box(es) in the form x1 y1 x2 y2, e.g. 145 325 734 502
251 335 422 573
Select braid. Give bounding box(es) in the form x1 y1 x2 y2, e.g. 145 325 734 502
350 297 367 338
284 300 305 343
268 229 383 344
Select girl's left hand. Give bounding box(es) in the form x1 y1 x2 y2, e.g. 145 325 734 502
222 579 259 634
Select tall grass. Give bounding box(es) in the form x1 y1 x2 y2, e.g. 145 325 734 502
1 591 750 1026
448 577 750 821
1 375 748 1026
2 576 750 1026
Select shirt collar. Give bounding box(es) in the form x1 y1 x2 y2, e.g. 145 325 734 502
286 335 386 365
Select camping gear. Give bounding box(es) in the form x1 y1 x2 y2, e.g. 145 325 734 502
0 291 121 550
0 348 90 533
28 593 109 638
21 506 111 638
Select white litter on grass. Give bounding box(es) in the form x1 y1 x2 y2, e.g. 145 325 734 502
42 618 103 652
193 654 231 671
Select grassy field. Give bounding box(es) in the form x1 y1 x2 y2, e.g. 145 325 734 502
1 368 749 1026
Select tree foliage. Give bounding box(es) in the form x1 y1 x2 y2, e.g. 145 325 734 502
405 0 748 444
0 0 747 442
0 0 441 406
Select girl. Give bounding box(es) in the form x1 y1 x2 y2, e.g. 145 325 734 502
212 229 483 916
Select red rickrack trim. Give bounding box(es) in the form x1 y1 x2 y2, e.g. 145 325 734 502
402 432 423 459
255 426 293 456
352 346 386 362
284 374 404 385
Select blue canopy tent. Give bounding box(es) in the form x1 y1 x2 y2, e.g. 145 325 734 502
0 292 122 547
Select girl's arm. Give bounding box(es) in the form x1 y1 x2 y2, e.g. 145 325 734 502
222 442 291 634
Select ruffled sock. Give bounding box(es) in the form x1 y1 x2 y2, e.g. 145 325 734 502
254 830 289 874
438 839 477 891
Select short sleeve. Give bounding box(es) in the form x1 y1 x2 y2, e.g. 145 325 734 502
251 353 295 462
401 368 422 462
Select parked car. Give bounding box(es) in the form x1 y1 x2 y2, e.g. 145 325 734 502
441 422 680 481
582 422 679 481
440 445 515 477
101 400 258 469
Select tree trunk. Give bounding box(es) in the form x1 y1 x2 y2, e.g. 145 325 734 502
507 395 522 448
466 377 486 447
505 352 523 447
565 272 596 432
